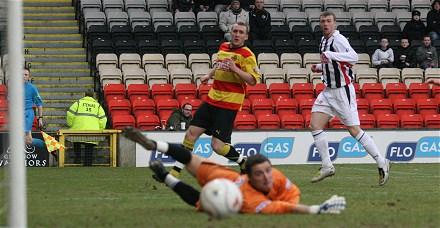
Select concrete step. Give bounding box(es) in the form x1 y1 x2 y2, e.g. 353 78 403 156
24 13 75 20
24 20 78 27
45 124 68 133
27 61 88 69
38 85 93 93
24 26 79 34
23 6 75 13
25 40 83 48
24 0 72 7
43 100 77 108
25 48 86 55
31 69 90 77
25 34 82 41
31 76 93 83
43 110 69 116
40 92 85 100
25 54 87 62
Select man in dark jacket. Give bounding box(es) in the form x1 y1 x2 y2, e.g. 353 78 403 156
394 38 417 69
427 0 440 41
172 0 195 13
403 10 426 43
248 0 271 42
166 103 193 130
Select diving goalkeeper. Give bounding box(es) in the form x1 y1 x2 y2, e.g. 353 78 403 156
122 127 346 215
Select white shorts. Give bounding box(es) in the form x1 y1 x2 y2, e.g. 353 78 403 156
311 83 360 126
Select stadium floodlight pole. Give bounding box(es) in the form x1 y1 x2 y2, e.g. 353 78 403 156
7 0 27 227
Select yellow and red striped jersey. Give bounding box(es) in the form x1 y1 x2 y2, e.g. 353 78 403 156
206 42 260 110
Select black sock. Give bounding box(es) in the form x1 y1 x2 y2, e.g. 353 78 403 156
224 146 240 162
172 166 182 173
166 143 192 164
172 182 200 207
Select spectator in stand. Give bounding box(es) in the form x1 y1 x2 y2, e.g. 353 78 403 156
403 10 426 43
416 35 438 69
426 78 440 85
165 103 193 131
219 0 249 41
239 0 255 11
172 0 195 13
194 0 214 14
394 38 416 69
248 0 271 42
213 0 232 15
372 37 394 70
427 0 440 42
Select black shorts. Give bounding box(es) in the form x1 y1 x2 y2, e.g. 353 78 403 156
190 102 237 144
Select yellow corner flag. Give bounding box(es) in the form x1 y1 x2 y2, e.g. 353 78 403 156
41 131 65 153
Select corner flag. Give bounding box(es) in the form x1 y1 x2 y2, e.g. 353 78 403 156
41 131 65 153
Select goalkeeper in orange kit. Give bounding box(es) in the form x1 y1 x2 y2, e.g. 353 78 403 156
122 127 346 215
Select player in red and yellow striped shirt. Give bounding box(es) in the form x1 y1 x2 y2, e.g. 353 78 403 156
170 22 261 177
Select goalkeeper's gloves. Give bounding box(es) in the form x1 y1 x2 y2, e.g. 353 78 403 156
309 195 346 215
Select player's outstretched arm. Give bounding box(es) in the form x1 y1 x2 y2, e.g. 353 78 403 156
293 195 346 215
426 78 440 86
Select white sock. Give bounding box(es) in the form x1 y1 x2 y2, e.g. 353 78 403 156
165 174 179 189
312 130 333 168
156 141 169 153
355 130 386 168
174 161 185 169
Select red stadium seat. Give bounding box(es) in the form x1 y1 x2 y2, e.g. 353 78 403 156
156 98 179 119
393 98 416 116
238 99 251 114
198 84 212 102
305 114 312 128
107 99 131 118
376 113 400 129
291 82 314 103
269 83 291 103
276 98 298 118
424 114 440 128
329 116 346 129
257 114 280 129
409 83 430 100
132 99 155 117
234 114 257 129
0 99 8 112
314 83 326 97
353 83 361 98
151 83 174 103
385 83 407 101
299 98 316 119
432 84 440 102
136 114 160 130
127 84 150 103
362 83 384 102
416 98 439 117
0 84 8 99
180 98 202 115
0 114 8 131
246 83 267 102
400 114 423 129
356 98 369 114
281 114 304 129
112 114 135 130
32 116 38 131
370 98 392 118
175 83 197 103
359 113 376 129
251 98 274 119
104 84 126 102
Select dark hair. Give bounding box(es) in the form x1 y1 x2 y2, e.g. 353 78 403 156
182 103 191 109
320 11 336 21
233 22 249 34
245 154 271 175
23 67 31 73
423 34 431 40
432 0 440 8
85 88 94 97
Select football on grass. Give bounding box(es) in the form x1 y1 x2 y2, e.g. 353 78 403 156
200 178 243 219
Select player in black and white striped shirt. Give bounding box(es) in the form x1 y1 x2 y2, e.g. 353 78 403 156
310 11 391 186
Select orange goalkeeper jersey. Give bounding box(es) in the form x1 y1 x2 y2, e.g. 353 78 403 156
205 42 260 110
196 161 301 214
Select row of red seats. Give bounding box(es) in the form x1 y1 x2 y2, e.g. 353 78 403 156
234 113 440 130
103 82 440 107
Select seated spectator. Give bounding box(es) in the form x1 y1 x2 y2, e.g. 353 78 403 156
416 35 438 69
194 0 214 14
219 0 249 41
427 0 440 42
372 37 394 69
403 10 426 43
165 103 193 131
214 0 232 15
172 0 195 13
248 0 271 42
394 38 416 69
240 0 255 11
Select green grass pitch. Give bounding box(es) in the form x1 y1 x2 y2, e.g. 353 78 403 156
1 163 439 227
